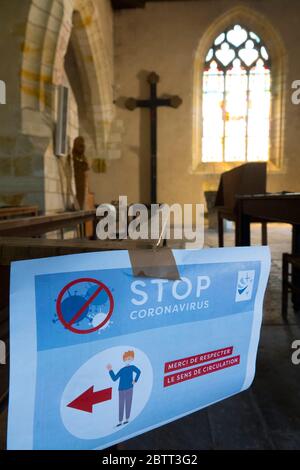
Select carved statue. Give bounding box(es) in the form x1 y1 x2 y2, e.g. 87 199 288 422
72 136 89 210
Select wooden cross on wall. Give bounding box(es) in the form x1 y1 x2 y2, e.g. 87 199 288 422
125 72 182 204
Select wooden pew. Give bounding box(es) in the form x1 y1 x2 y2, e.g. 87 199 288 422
0 205 38 220
0 210 96 238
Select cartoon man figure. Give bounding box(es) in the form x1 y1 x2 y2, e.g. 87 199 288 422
106 350 141 426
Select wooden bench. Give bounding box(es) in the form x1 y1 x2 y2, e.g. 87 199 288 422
0 210 96 238
0 205 38 220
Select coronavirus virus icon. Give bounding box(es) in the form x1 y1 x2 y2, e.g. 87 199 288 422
54 278 114 334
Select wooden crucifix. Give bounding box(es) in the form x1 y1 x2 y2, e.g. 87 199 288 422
125 72 182 204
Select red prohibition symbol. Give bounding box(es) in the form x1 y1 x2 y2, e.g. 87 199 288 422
56 277 114 335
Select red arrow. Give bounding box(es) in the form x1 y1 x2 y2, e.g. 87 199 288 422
67 386 112 413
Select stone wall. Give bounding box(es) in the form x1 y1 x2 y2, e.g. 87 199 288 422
1 0 300 213
100 0 300 208
0 0 115 212
0 0 37 207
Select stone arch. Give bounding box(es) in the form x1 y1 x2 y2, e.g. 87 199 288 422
52 0 114 156
192 5 286 175
65 10 103 158
19 0 114 210
75 0 115 152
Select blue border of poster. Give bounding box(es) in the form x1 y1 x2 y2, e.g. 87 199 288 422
7 247 270 449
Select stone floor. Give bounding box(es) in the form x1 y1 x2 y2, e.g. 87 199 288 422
120 224 300 450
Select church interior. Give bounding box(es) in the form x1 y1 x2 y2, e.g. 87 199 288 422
1 0 300 451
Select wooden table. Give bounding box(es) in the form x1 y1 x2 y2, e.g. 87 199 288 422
235 192 300 310
0 205 38 219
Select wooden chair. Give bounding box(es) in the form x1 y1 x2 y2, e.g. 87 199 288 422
282 253 300 321
215 162 268 247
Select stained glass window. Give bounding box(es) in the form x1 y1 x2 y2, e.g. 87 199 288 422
202 25 271 163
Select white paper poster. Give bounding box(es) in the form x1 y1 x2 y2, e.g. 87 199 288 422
7 247 270 449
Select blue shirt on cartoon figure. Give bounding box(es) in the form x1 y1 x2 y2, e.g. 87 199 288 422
109 363 141 390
